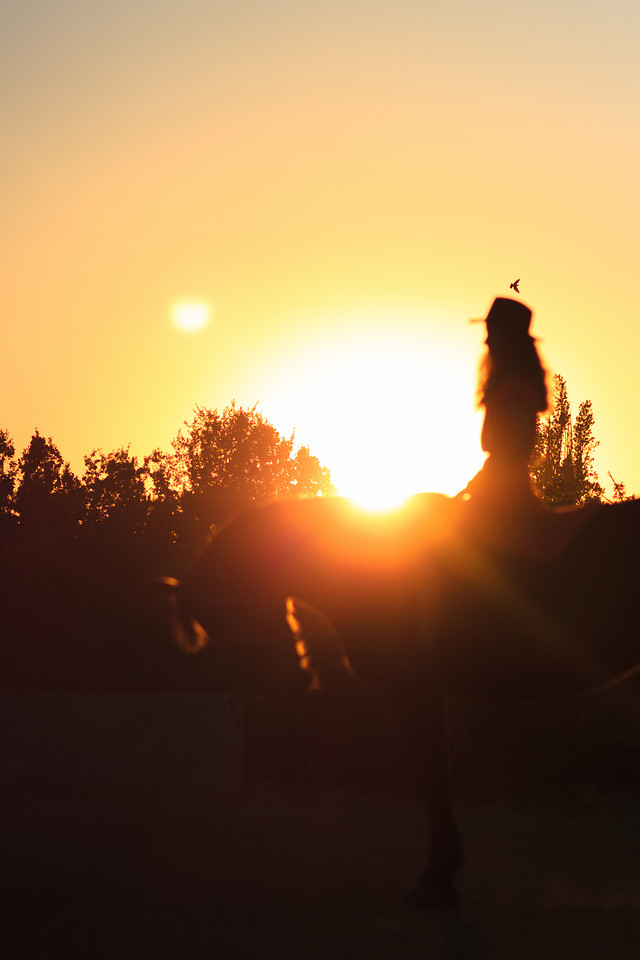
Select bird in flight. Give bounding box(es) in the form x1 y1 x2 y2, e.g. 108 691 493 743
510 278 520 293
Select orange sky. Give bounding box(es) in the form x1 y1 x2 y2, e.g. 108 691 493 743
3 1 640 502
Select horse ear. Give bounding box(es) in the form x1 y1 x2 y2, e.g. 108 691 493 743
155 576 211 653
174 615 210 654
156 576 180 595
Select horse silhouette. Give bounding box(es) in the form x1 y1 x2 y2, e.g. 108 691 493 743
165 492 640 907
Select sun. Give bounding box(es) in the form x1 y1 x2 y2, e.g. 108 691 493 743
171 301 211 333
249 316 487 512
347 485 414 513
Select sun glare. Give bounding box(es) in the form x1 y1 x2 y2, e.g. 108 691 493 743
250 317 486 510
171 301 211 333
347 487 413 513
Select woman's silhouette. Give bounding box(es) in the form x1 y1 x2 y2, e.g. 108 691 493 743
461 297 598 556
473 297 546 493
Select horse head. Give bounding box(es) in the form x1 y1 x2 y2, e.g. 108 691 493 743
159 519 317 697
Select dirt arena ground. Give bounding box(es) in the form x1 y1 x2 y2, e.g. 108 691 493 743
2 786 639 959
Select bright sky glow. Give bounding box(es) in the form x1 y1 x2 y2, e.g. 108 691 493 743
2 1 640 498
249 313 486 507
171 302 211 333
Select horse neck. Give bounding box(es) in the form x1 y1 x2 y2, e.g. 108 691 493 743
209 499 340 610
261 525 339 615
257 499 371 627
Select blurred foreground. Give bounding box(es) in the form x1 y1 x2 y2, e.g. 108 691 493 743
2 684 640 958
2 785 640 959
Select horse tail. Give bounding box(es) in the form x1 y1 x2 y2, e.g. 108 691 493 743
156 576 210 654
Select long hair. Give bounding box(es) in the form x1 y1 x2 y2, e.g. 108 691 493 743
478 334 548 414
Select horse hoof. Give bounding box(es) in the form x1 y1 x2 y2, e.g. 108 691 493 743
404 879 459 911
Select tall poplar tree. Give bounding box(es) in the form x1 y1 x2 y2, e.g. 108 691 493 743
530 375 603 505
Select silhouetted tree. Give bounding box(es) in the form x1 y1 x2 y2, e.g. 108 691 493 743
607 472 636 503
530 375 603 505
572 398 601 501
83 447 149 535
171 402 335 531
142 448 192 574
15 431 82 537
80 446 154 586
144 448 178 505
290 445 334 498
0 429 17 527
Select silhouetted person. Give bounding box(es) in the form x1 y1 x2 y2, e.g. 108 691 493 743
462 298 555 554
461 296 601 557
479 296 546 473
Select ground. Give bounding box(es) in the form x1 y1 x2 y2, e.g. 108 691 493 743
2 786 640 959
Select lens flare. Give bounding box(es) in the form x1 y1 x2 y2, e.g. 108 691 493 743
171 302 211 333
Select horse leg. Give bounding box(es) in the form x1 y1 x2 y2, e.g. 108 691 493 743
398 695 464 908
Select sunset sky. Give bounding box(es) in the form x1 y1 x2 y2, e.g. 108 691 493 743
3 0 639 504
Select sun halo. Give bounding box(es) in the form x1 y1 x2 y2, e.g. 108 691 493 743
251 324 486 513
171 301 211 333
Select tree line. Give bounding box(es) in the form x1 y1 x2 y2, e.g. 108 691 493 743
0 403 334 690
0 381 631 691
1 401 335 568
